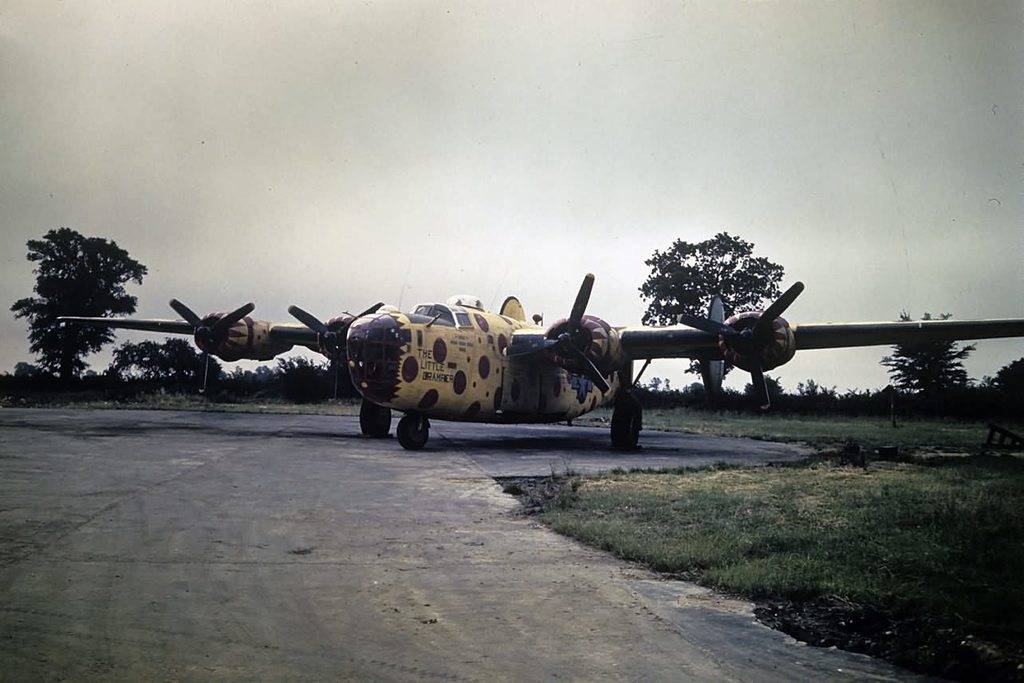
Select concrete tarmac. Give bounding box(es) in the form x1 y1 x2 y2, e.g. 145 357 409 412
0 408 915 681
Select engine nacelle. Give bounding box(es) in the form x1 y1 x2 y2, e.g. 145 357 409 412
196 313 292 361
546 314 624 375
718 312 796 372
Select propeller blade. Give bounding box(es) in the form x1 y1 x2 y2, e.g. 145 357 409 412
564 342 610 393
200 352 210 393
754 282 805 339
288 305 330 335
169 299 203 327
331 357 339 400
749 363 770 410
678 313 738 338
356 302 386 318
569 273 595 327
212 302 255 336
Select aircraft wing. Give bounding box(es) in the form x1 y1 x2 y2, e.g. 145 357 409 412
619 318 1024 360
57 316 194 335
265 322 319 346
57 317 320 346
792 318 1024 350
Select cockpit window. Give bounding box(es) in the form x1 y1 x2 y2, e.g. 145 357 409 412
455 312 471 327
411 304 455 327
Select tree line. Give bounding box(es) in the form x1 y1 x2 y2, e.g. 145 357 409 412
7 228 1023 416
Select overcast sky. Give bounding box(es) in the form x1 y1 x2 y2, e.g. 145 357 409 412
2 0 1021 391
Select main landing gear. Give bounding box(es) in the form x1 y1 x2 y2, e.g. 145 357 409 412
397 412 430 450
359 399 392 438
610 392 642 450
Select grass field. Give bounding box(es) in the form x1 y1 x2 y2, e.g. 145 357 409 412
539 458 1024 678
579 407 1020 451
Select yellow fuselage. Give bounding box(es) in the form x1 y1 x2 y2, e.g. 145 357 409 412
346 309 621 423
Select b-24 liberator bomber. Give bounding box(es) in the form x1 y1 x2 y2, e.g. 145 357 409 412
60 275 1024 450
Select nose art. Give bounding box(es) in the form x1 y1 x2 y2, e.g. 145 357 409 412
346 314 410 403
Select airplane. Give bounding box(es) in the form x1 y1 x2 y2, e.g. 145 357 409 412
59 275 1024 451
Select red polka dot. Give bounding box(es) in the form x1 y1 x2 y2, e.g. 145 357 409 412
432 338 447 363
401 356 418 383
453 370 467 394
473 314 489 332
478 356 490 379
497 334 507 353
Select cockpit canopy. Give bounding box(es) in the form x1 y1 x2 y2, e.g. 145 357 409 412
447 295 484 310
409 296 486 328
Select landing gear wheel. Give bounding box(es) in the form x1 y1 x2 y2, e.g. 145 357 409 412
396 412 430 450
610 393 642 450
359 399 392 438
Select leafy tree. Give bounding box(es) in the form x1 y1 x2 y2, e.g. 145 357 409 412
880 312 975 396
108 339 220 385
11 228 147 381
275 357 331 403
639 232 785 326
796 378 838 399
12 362 42 378
744 374 783 401
993 357 1024 397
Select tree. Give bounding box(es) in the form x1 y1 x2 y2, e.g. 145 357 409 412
640 232 785 378
108 339 220 385
993 357 1024 397
880 312 975 395
744 374 783 402
275 357 331 403
639 232 785 327
11 228 147 381
12 362 42 378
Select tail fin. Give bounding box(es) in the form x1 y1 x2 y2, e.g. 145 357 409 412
499 296 527 322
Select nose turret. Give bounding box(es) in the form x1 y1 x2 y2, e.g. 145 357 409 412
347 313 410 404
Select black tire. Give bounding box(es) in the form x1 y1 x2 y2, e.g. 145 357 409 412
610 393 642 450
396 413 430 450
359 399 392 438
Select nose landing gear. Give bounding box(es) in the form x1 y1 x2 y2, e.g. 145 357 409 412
397 412 430 450
359 399 392 438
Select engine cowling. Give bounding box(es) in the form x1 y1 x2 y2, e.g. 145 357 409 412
195 313 292 361
545 314 623 375
718 312 796 372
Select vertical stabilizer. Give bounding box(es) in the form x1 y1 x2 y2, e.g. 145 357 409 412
499 296 527 322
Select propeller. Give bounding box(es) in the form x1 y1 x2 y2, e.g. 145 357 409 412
168 299 255 393
678 282 805 410
287 302 384 399
546 274 610 393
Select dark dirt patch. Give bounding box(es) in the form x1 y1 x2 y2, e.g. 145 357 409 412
495 476 577 514
287 546 315 555
757 596 1024 682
